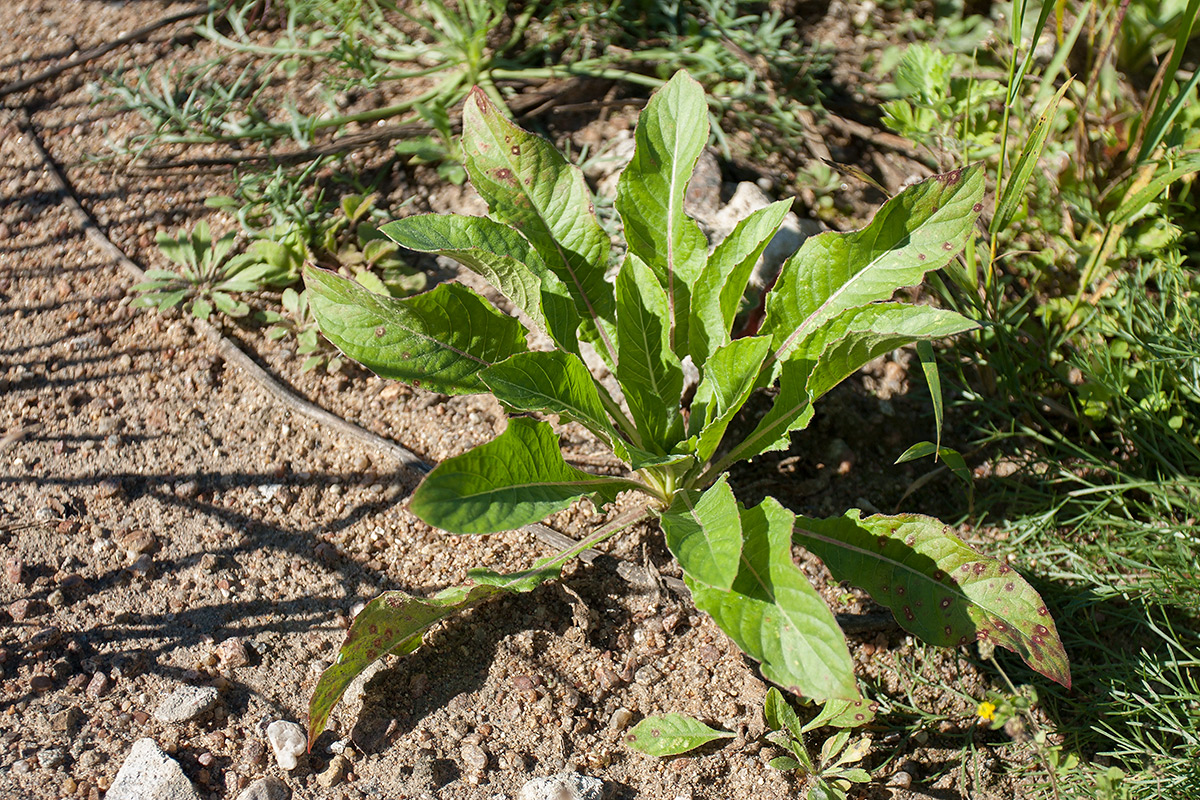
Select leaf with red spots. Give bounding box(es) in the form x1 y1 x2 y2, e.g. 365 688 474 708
462 88 615 360
625 713 735 757
304 265 527 395
793 511 1070 689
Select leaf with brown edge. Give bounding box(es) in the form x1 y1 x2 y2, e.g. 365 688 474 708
307 584 496 750
308 558 572 749
793 510 1071 689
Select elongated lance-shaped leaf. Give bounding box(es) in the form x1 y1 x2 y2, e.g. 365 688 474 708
615 254 685 452
305 265 526 395
677 491 871 716
481 350 629 461
800 304 978 402
615 70 709 356
760 165 984 367
660 476 743 591
711 305 975 473
689 200 792 364
308 553 577 747
991 80 1072 235
410 417 640 534
461 88 615 359
625 714 735 757
794 510 1071 688
380 214 580 351
690 336 772 461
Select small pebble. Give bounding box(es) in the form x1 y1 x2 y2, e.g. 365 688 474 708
30 675 53 692
236 777 291 800
28 626 61 651
154 685 219 723
96 477 123 498
888 770 913 788
38 747 66 769
460 743 488 773
317 754 349 788
5 557 24 585
609 708 634 731
86 672 111 699
216 637 250 668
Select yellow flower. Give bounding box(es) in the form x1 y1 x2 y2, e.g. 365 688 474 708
976 701 997 721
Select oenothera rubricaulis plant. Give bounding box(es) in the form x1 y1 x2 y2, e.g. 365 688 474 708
302 71 1070 747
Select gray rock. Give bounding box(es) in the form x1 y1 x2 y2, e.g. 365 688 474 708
107 738 200 800
517 771 604 800
236 777 291 800
37 747 66 768
153 686 219 723
266 720 306 770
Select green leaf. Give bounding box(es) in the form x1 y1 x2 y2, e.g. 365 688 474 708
409 417 639 534
768 756 803 771
381 213 580 350
191 297 213 321
800 304 979 402
308 557 569 748
710 358 816 469
689 200 792 364
304 265 526 396
717 304 975 472
915 340 942 449
895 441 972 485
690 336 772 461
793 511 1071 688
764 687 805 741
615 255 685 451
991 80 1072 235
615 70 709 356
624 713 734 757
461 88 615 357
481 350 627 460
681 496 871 716
660 476 743 591
760 165 985 367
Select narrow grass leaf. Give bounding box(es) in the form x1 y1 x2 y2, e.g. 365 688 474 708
1008 0 1057 107
915 340 943 449
461 88 615 354
1137 0 1200 162
305 265 526 395
624 714 734 757
1112 154 1200 226
991 80 1072 235
794 510 1071 688
409 417 639 534
761 165 984 367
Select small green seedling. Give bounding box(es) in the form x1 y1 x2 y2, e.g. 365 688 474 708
133 220 281 321
302 71 1070 748
764 688 873 800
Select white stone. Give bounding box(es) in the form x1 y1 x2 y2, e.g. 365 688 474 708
517 771 604 800
107 738 200 800
266 720 307 771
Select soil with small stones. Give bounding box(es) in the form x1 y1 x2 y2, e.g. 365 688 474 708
2 2 1043 798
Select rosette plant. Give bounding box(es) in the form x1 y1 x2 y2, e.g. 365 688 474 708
303 71 1069 745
